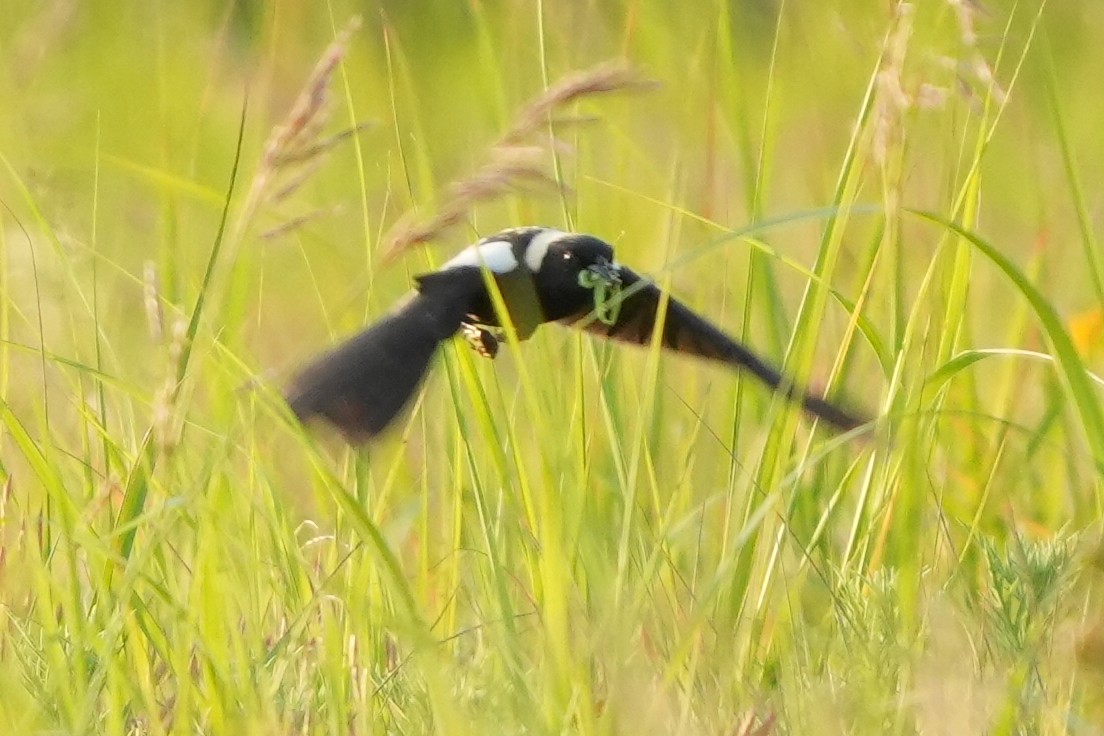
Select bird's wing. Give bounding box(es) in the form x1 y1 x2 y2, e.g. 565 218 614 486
565 267 866 431
287 268 485 441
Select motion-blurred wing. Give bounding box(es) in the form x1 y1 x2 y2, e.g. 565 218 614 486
567 267 866 431
287 268 485 441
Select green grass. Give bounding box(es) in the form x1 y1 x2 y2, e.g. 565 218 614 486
2 1 1103 733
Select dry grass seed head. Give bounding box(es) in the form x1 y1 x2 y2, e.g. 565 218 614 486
947 0 1007 105
382 146 561 258
261 17 362 172
872 3 914 167
238 16 365 239
500 61 658 145
260 208 338 241
142 260 164 343
383 61 656 260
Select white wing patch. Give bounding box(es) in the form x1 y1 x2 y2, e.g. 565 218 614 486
442 239 518 274
524 229 568 272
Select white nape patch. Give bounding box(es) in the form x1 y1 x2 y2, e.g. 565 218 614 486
524 229 568 272
442 239 518 274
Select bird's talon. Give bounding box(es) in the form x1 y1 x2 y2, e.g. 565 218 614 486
461 322 500 359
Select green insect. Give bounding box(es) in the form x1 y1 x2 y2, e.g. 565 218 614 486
578 263 623 327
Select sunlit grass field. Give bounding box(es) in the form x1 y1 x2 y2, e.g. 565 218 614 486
3 1 1104 733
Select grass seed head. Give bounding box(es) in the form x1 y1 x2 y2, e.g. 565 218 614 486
238 16 366 240
382 60 656 260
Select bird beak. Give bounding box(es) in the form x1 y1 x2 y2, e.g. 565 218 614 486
592 257 622 285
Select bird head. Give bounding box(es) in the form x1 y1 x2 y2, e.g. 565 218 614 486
526 232 622 322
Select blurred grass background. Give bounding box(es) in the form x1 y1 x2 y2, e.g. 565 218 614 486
2 0 1104 733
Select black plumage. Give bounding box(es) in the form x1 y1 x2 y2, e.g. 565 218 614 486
287 227 866 441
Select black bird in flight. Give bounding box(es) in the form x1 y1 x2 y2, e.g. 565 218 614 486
287 227 866 441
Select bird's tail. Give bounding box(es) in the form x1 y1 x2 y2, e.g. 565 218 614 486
726 345 865 432
287 279 476 441
666 315 864 432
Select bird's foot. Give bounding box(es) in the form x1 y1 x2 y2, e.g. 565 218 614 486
460 322 500 359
